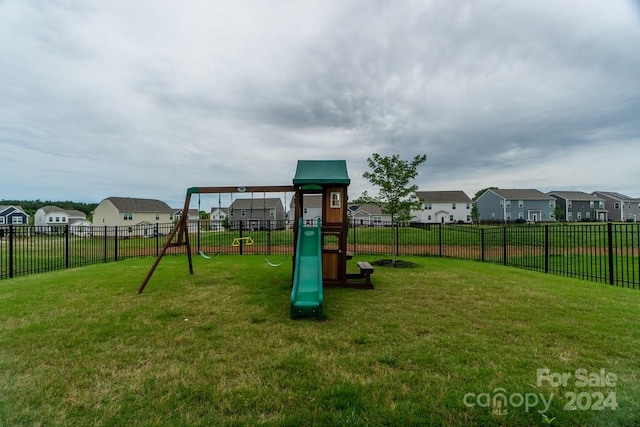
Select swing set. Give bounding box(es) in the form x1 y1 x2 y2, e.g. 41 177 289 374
138 185 294 293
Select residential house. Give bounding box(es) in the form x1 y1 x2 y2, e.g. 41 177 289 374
349 203 392 226
229 197 285 229
290 194 322 225
475 189 556 222
175 208 199 222
210 207 230 231
592 191 640 222
34 205 91 234
414 191 472 223
0 206 29 236
547 191 607 222
92 197 175 237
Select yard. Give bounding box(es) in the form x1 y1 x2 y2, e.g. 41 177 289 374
1 255 639 426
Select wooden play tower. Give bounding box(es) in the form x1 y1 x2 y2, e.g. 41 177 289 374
292 160 371 288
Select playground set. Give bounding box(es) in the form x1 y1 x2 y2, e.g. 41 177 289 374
138 160 374 318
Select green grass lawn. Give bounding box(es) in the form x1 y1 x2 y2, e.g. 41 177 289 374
1 256 639 426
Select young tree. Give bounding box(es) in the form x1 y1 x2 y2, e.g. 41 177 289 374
360 153 428 223
470 203 480 224
360 153 427 264
553 203 564 222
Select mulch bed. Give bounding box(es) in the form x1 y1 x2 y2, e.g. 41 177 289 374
371 259 419 268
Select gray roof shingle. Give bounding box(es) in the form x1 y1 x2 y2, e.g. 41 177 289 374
491 189 553 200
106 197 173 212
416 191 472 203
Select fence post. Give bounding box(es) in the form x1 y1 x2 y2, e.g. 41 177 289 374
438 223 443 257
197 219 201 253
8 225 14 278
351 218 356 255
395 222 400 257
65 224 70 269
608 222 614 285
503 225 507 265
103 226 107 262
481 228 485 262
155 223 159 257
544 224 549 273
267 220 272 256
114 227 119 261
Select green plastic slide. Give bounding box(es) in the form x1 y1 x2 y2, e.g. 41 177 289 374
290 218 323 318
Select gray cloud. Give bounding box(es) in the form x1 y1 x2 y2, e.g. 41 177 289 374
1 0 639 207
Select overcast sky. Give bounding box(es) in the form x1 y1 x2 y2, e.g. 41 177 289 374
2 0 639 210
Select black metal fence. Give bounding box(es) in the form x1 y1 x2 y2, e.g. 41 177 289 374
1 221 638 289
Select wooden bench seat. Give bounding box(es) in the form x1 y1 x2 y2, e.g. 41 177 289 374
356 261 374 286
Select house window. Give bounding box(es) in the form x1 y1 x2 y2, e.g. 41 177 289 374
62 217 67 222
452 203 456 210
568 201 572 208
586 212 591 219
466 215 471 221
589 201 594 208
373 216 381 224
169 214 174 221
466 203 471 209
241 209 246 217
577 212 582 220
518 212 524 219
599 201 604 208
123 212 133 220
303 208 308 214
424 203 432 210
549 200 555 208
427 215 432 221
568 212 573 220
518 200 524 208
12 216 24 224
270 210 274 217
56 217 60 222
49 216 53 222
506 212 511 220
491 213 496 220
614 202 620 209
330 192 341 208
156 214 160 220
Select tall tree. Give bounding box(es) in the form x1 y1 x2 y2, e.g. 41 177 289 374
473 187 498 201
360 153 428 223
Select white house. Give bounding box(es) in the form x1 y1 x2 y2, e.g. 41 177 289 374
349 203 392 226
290 194 322 225
210 207 230 231
414 191 473 223
34 205 90 234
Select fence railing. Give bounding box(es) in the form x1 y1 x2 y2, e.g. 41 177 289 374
1 221 638 289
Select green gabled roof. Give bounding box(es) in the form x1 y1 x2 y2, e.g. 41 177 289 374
293 160 350 185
